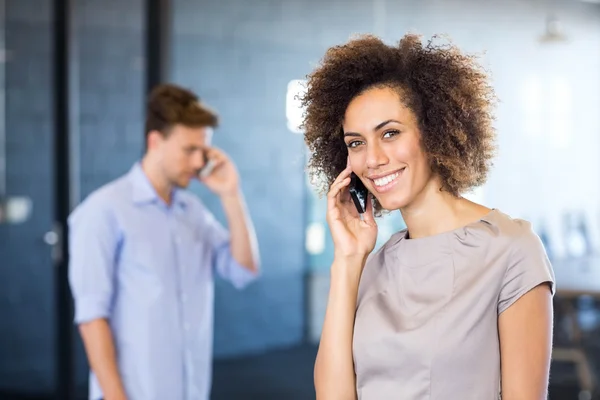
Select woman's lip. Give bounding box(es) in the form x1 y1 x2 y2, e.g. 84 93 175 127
368 168 405 193
366 167 406 180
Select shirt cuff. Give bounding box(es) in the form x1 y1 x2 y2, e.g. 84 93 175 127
73 294 112 324
216 247 260 289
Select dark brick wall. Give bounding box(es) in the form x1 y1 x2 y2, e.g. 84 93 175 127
0 0 145 394
170 14 315 358
76 0 145 198
0 0 56 394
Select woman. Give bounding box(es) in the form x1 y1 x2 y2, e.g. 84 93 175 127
301 34 555 399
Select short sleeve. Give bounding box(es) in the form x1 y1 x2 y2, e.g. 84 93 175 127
498 223 555 314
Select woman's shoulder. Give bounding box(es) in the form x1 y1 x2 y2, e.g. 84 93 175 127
481 209 544 252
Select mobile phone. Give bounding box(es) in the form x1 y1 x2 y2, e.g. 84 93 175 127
349 172 368 214
198 153 217 179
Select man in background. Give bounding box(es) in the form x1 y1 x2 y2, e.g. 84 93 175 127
68 83 261 400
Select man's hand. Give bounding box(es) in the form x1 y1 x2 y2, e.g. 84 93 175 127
199 147 240 197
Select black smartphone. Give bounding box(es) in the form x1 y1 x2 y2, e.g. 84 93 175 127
349 172 368 214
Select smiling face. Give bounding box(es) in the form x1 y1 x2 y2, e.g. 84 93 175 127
342 86 437 211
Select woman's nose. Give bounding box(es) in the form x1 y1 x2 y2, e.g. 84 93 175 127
365 143 389 169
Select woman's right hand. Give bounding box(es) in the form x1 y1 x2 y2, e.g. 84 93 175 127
326 160 378 261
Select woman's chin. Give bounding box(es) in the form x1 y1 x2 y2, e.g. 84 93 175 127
376 194 409 212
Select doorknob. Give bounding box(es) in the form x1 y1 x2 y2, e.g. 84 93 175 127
44 230 58 245
44 222 63 264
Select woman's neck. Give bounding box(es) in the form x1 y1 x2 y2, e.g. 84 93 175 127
400 180 489 239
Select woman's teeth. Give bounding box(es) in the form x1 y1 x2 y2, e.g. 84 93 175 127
373 172 400 187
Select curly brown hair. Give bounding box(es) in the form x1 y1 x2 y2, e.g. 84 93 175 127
301 34 497 212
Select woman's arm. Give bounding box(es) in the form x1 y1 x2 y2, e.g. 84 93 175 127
315 161 378 399
498 283 554 400
314 256 365 400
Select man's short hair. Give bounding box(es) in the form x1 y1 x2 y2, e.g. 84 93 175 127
144 83 219 145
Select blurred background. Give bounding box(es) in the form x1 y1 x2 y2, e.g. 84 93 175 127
1 0 600 399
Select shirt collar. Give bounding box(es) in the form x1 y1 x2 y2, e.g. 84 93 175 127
128 162 188 209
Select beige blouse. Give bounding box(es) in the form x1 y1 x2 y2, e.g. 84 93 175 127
353 209 555 399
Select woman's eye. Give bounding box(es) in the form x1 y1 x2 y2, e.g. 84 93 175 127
383 130 400 139
346 140 363 148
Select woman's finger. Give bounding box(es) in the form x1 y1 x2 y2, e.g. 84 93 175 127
327 176 350 199
327 176 351 211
